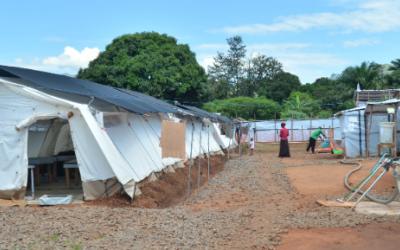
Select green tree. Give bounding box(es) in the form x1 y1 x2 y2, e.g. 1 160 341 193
300 77 352 112
241 55 283 97
78 32 209 103
389 59 400 71
208 36 246 98
203 96 280 120
281 91 321 119
338 61 384 90
262 72 301 103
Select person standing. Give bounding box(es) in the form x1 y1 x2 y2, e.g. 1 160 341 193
249 137 255 155
279 122 290 157
307 127 326 154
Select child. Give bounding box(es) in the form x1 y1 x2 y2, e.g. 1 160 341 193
249 137 255 155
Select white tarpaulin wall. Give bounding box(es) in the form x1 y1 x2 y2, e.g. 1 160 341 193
338 104 400 158
338 108 366 158
245 118 340 143
211 123 236 149
103 112 183 182
185 120 224 159
0 79 230 200
0 82 119 198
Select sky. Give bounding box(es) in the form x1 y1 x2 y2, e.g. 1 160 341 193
1 0 400 83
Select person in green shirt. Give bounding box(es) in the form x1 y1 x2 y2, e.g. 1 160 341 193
307 127 326 154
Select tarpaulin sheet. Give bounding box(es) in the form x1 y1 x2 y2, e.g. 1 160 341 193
0 65 179 115
245 118 339 142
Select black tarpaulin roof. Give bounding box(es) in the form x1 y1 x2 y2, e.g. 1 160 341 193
176 104 232 124
0 65 178 114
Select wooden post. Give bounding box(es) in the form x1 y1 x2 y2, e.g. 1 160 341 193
197 124 202 189
274 116 277 143
364 111 369 157
394 104 398 156
291 115 294 141
367 106 373 157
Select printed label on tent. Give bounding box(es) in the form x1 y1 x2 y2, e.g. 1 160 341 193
160 120 186 159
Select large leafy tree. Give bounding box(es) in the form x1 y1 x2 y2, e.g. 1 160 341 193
300 77 353 112
240 55 284 97
78 32 209 103
203 96 280 120
261 72 301 103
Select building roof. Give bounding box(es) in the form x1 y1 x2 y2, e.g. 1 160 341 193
336 98 400 116
355 89 400 105
0 65 179 115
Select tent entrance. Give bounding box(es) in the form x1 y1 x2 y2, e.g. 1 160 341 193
26 118 83 201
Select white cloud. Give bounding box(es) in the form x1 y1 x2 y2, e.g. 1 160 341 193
278 53 349 83
220 0 400 34
12 46 100 75
43 46 100 68
343 38 380 47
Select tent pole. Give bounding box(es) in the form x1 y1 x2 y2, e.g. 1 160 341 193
394 104 398 156
197 123 202 189
274 115 277 142
187 120 195 197
207 124 211 180
364 112 368 158
367 106 373 157
227 126 231 160
358 110 363 157
239 125 242 157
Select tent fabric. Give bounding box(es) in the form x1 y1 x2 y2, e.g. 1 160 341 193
338 109 366 158
0 65 178 115
53 123 74 155
243 119 339 143
211 123 236 149
0 67 235 200
336 105 400 158
176 104 232 124
0 80 125 198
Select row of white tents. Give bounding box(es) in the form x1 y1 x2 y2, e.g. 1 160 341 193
0 65 236 200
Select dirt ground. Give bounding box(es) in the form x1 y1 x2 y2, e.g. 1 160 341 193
1 143 400 249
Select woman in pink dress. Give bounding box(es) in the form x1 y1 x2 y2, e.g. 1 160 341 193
279 122 290 157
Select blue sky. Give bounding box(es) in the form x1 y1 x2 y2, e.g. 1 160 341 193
1 0 399 83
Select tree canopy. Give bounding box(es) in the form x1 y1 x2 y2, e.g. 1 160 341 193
207 36 300 101
203 96 280 120
78 32 209 103
76 32 400 120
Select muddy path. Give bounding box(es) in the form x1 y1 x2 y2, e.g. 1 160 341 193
1 143 400 249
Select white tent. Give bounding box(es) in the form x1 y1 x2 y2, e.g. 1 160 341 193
0 65 233 200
